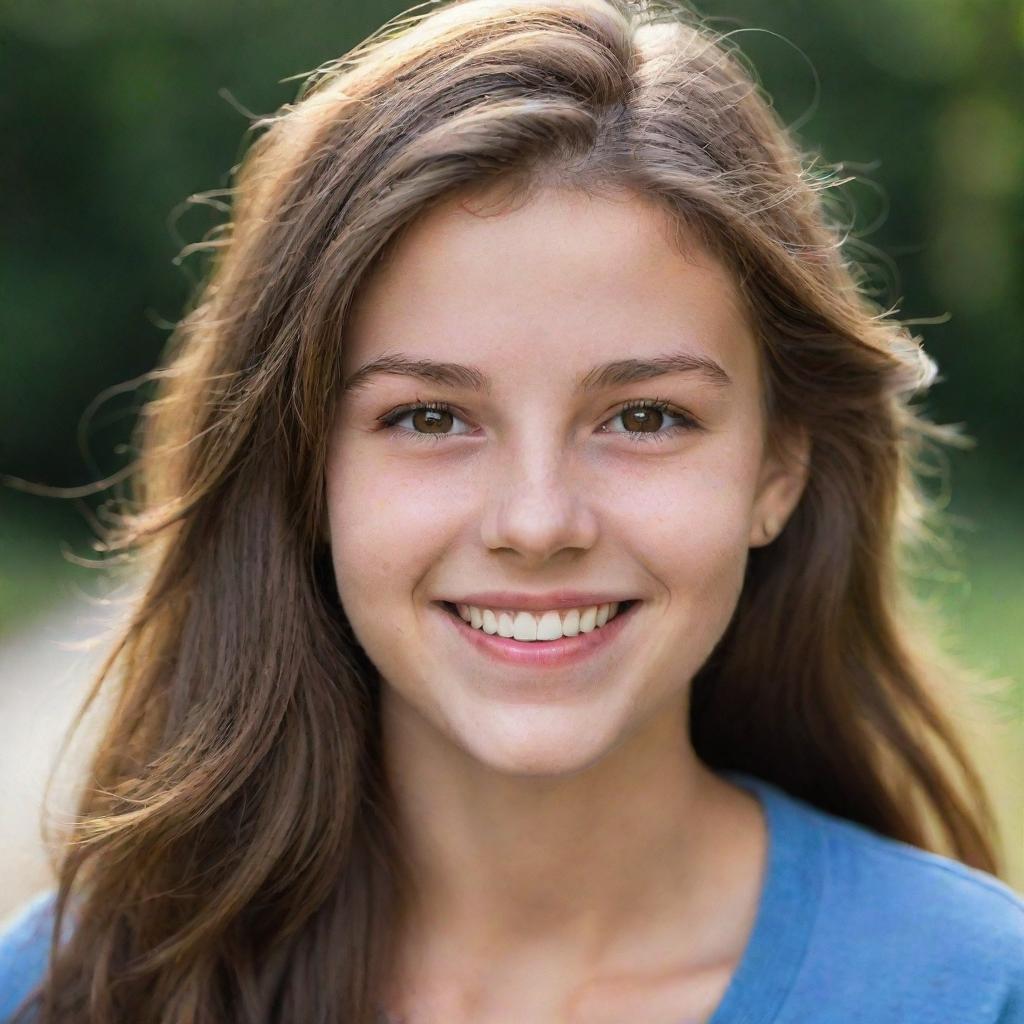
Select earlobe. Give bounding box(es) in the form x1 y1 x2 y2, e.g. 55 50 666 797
749 423 811 548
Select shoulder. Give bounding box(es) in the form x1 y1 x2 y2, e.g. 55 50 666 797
821 808 1024 947
792 799 1024 1021
0 891 56 1022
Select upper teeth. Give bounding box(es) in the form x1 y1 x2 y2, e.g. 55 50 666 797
455 602 623 641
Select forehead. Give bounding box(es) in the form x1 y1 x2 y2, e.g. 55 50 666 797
342 186 759 390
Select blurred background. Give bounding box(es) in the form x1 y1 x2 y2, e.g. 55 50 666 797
1 0 1021 919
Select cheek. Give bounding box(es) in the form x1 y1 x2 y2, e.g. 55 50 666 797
617 429 759 547
323 443 465 698
324 446 455 616
622 448 759 638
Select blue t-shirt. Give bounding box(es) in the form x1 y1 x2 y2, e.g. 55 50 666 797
2 769 1022 1022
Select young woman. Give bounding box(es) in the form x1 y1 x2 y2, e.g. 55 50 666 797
2 0 1021 1021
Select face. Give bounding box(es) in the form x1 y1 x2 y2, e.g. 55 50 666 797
325 186 808 777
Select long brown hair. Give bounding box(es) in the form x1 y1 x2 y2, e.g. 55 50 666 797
14 0 1006 1020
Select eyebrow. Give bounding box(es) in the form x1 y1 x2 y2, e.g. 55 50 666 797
341 349 733 396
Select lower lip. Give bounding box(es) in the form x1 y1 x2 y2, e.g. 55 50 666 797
433 601 640 668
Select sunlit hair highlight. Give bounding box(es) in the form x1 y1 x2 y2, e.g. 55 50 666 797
16 1 1004 1021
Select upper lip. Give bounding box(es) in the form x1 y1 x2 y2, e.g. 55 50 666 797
437 591 636 612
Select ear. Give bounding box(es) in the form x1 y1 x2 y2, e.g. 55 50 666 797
748 421 811 548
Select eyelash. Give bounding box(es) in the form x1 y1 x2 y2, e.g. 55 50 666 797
376 397 703 446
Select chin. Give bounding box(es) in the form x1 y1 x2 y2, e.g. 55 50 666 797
448 705 619 779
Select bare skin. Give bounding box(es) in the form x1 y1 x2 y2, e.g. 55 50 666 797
381 706 767 1023
325 185 807 1022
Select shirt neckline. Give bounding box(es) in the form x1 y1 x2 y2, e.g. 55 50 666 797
705 769 825 1024
377 769 825 1024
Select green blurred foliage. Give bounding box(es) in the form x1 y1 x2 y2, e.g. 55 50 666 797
0 0 1020 575
697 0 1024 466
0 0 1019 885
1 0 399 489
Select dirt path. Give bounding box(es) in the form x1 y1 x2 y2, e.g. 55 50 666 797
0 596 120 925
1 593 1019 930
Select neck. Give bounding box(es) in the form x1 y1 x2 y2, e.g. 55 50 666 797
380 688 760 970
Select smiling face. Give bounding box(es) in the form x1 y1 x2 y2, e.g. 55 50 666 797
325 186 808 777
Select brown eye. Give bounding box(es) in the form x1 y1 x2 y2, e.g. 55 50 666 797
379 401 473 442
602 399 703 445
620 406 664 433
410 407 454 434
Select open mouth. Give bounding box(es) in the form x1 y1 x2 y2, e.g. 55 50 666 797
437 599 640 640
432 598 642 672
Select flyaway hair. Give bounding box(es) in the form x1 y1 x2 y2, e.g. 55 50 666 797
14 1 1004 1021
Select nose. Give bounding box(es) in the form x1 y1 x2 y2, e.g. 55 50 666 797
478 443 600 565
